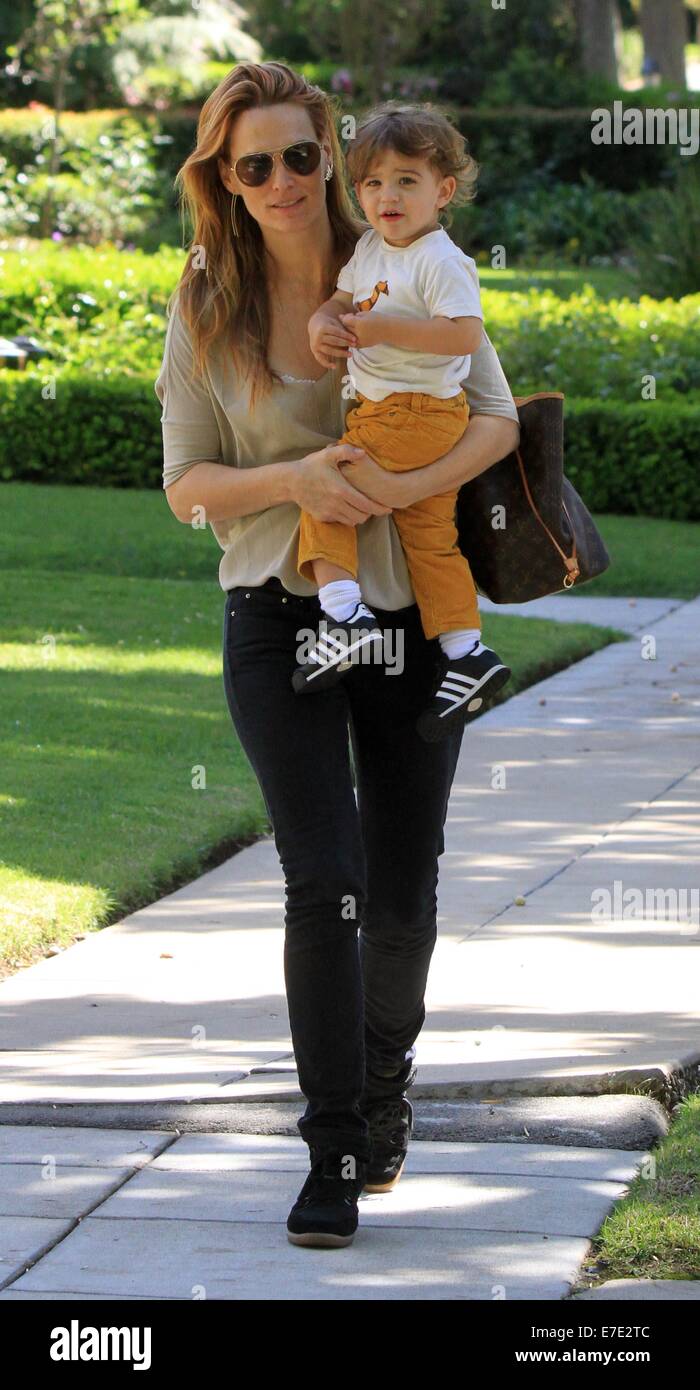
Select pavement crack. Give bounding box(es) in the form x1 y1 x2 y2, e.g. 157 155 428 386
0 1132 181 1294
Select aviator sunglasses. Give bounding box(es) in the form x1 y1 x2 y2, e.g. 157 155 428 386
229 139 324 188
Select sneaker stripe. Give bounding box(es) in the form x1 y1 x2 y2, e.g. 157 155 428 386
308 650 340 667
444 671 480 686
435 663 509 715
310 634 351 658
310 630 382 664
304 638 382 682
441 676 479 693
301 619 384 682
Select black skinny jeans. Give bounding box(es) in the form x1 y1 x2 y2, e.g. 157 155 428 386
222 577 464 1163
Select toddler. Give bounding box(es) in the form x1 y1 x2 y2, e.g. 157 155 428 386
292 104 511 741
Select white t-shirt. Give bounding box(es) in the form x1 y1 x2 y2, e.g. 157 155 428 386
335 225 484 402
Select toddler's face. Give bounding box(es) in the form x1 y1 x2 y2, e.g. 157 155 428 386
354 153 455 246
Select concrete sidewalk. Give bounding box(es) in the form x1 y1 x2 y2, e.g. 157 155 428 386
478 592 684 635
0 1126 647 1300
1 592 699 1299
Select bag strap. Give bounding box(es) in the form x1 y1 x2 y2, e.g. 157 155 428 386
515 451 581 587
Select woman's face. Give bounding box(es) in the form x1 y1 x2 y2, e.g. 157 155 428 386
218 102 333 238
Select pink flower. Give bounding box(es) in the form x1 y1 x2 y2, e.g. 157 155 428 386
331 68 353 94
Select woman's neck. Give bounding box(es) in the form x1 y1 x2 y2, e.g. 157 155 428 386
262 209 334 294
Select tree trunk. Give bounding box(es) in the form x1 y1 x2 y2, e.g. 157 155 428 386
337 0 388 103
574 0 619 81
40 52 67 239
639 0 687 84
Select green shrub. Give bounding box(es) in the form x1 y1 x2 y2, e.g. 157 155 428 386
483 286 700 400
0 243 183 371
455 175 642 263
1 375 699 521
628 164 700 298
563 399 700 520
1 244 698 403
0 372 163 486
0 116 169 244
111 9 257 109
0 108 143 170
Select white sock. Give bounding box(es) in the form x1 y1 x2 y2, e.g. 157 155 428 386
318 579 363 622
438 628 484 659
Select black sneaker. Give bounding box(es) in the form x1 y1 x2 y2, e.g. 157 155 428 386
291 603 383 694
286 1149 369 1247
362 1096 414 1193
416 644 511 743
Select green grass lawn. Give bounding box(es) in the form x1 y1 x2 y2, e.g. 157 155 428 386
478 263 640 301
3 483 700 597
1 568 266 977
564 514 700 600
574 1094 700 1288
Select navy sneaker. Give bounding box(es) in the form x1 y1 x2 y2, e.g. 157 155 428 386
287 1149 369 1247
416 644 511 743
291 602 383 694
362 1095 414 1194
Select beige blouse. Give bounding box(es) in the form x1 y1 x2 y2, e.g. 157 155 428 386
154 290 519 608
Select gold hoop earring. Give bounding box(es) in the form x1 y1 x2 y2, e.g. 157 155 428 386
230 193 239 237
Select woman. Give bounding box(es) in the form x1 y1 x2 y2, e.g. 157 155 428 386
155 60 519 1249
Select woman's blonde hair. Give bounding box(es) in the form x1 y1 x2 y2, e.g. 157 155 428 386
344 101 479 229
172 61 367 408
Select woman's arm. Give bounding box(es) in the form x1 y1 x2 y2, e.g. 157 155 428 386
165 457 297 524
166 446 393 527
337 326 520 506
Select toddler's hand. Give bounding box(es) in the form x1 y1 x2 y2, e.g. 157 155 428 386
308 311 357 370
338 311 382 350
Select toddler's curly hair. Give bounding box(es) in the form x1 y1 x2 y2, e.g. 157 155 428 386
344 101 479 229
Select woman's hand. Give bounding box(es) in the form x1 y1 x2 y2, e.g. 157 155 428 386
308 311 358 371
290 444 394 526
336 449 411 508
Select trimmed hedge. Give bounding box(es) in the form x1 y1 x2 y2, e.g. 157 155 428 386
0 374 164 487
1 374 699 520
558 399 700 520
0 98 686 208
453 105 683 199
